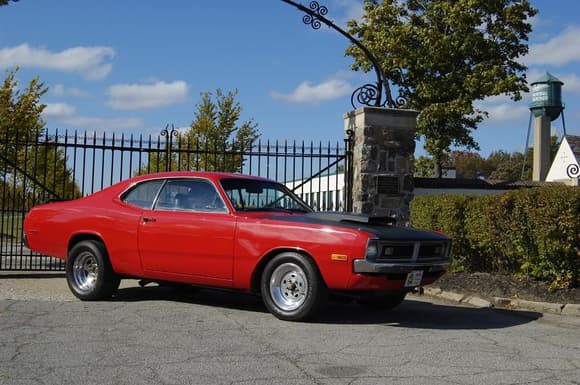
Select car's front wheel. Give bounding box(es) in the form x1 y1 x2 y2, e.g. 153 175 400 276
260 252 326 321
66 240 120 301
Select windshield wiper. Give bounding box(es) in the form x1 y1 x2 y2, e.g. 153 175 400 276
241 207 309 213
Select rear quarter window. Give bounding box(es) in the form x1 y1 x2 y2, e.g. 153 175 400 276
121 179 164 209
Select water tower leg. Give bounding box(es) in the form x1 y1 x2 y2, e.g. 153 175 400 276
533 115 551 181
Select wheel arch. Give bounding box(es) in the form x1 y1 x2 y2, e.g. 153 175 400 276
68 233 107 256
250 248 324 292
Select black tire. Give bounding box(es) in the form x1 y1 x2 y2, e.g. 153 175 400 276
260 252 327 321
357 291 407 310
66 240 121 301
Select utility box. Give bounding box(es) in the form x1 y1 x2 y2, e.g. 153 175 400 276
530 72 564 121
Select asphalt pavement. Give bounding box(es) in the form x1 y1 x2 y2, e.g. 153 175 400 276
1 273 579 385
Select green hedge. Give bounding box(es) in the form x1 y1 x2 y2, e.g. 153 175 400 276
410 185 580 289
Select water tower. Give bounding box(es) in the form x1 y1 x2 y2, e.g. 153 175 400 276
529 73 564 181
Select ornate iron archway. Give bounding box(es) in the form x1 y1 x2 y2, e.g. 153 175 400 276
280 0 405 109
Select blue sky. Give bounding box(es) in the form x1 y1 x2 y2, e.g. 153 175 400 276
1 0 579 158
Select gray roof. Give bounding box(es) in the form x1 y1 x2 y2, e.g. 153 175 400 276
565 135 580 161
414 178 554 190
531 72 563 85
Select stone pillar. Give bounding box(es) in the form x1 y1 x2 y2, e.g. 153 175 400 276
344 107 418 223
533 115 551 182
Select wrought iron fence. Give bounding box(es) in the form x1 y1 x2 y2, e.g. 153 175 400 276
1 128 352 271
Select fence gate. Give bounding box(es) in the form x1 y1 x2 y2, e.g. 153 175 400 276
1 129 353 271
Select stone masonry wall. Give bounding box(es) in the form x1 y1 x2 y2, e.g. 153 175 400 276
344 107 418 223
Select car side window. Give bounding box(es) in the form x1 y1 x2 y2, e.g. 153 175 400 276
121 180 164 209
155 179 227 213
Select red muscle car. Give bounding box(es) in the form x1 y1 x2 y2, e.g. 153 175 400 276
24 172 451 321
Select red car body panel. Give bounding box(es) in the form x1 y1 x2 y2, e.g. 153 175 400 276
24 171 450 293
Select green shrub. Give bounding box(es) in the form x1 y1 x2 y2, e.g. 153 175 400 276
525 186 579 289
410 185 580 288
410 194 473 272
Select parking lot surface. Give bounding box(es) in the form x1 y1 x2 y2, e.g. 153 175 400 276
1 275 579 385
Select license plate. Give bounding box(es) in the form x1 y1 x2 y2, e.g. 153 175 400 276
404 270 423 287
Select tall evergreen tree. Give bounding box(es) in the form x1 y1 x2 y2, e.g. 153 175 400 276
139 89 259 174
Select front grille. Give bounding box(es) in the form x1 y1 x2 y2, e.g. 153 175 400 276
380 244 414 259
418 242 448 259
372 240 450 261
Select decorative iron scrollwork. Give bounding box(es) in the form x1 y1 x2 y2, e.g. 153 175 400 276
350 85 407 109
351 84 382 109
302 1 328 30
160 124 178 139
395 94 408 107
280 0 406 109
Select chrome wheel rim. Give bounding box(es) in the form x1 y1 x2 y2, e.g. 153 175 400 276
72 252 99 293
269 262 308 311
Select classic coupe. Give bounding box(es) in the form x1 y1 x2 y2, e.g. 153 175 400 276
24 172 451 321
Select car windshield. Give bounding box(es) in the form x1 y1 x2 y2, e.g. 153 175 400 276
220 178 312 213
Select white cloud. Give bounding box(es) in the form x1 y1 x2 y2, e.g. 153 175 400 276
106 81 190 110
58 116 144 130
52 84 89 97
553 73 580 94
525 26 580 66
483 103 530 123
42 102 143 130
0 44 114 80
477 95 529 123
332 0 364 25
272 78 352 104
43 102 77 118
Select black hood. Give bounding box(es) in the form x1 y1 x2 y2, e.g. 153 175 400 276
269 212 449 241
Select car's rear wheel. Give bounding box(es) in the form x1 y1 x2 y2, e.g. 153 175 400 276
357 291 407 310
66 240 120 301
260 252 326 321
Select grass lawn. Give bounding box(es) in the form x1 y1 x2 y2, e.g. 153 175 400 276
1 213 24 240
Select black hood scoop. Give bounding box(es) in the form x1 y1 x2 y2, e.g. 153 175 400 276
304 212 396 226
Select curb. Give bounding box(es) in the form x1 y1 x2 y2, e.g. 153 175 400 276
420 287 579 317
562 304 580 316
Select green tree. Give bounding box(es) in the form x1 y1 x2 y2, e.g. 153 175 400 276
0 0 17 6
486 150 529 180
347 0 537 177
448 151 486 179
0 68 47 172
1 68 80 207
487 136 559 180
139 89 259 174
414 155 435 177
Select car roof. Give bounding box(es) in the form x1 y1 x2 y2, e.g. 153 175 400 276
130 171 272 184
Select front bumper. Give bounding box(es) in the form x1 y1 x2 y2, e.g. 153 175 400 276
353 259 450 274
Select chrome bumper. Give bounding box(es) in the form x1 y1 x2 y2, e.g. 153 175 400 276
353 259 450 274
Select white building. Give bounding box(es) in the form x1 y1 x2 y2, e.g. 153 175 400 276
285 173 345 211
546 135 580 186
286 171 552 213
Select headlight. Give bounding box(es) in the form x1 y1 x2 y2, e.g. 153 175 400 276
365 240 379 259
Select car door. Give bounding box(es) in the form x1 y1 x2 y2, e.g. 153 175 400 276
138 178 236 281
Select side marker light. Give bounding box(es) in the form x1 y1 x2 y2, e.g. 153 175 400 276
331 254 348 262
